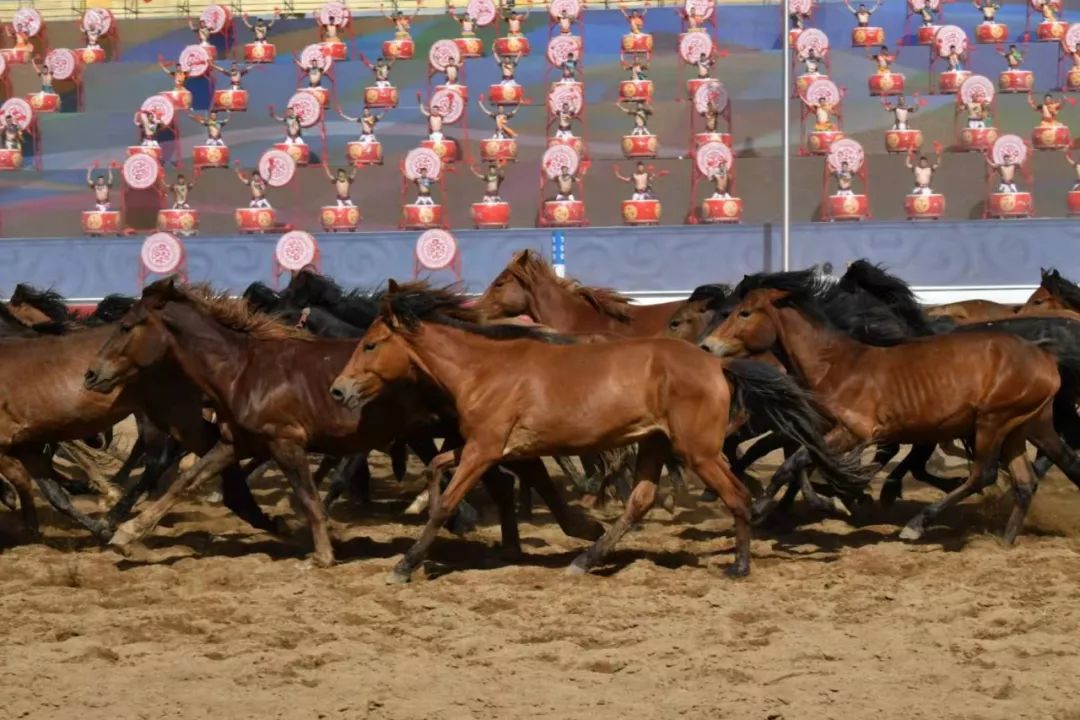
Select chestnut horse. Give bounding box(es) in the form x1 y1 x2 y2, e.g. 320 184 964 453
85 279 602 566
329 282 869 582
700 278 1080 543
1020 268 1080 315
478 249 684 335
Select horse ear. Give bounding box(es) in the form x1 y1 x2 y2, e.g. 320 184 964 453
378 293 399 329
516 250 532 267
387 278 401 293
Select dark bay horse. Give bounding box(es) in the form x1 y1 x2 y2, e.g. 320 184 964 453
329 282 869 582
85 279 602 566
700 279 1080 544
1020 269 1080 316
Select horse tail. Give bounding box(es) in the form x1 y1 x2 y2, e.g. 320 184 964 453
721 358 874 496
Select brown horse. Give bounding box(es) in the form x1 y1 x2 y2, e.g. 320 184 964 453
85 279 602 566
329 282 869 582
478 249 684 335
924 299 1019 324
700 279 1080 543
1019 269 1080 316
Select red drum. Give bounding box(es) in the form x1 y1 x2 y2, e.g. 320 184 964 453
324 41 348 61
79 47 106 64
471 201 510 228
789 29 802 46
436 83 468 102
807 130 844 155
454 36 484 58
487 83 523 105
0 148 22 170
201 45 219 61
701 197 743 223
364 85 398 108
493 35 530 56
904 193 945 220
81 210 120 235
622 134 658 158
695 132 733 149
884 129 923 153
852 27 884 47
383 38 414 60
687 77 713 98
868 72 905 96
244 42 276 63
27 93 59 112
796 73 827 96
402 203 443 229
347 141 382 166
986 192 1032 218
303 86 330 108
1032 125 1071 150
1067 68 1080 92
194 144 230 168
321 205 361 231
1 48 31 64
1037 21 1067 42
958 126 999 152
421 138 461 162
213 89 248 111
621 33 653 54
916 25 937 45
274 142 310 165
938 70 970 94
621 199 661 225
619 79 653 102
547 135 584 154
829 194 869 221
999 69 1033 93
480 137 517 162
157 208 199 234
1067 190 1080 216
542 200 585 226
235 207 277 233
164 89 193 109
975 23 1008 44
127 146 163 162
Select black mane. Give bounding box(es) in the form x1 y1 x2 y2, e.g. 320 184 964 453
85 294 137 326
687 283 731 310
11 284 74 323
242 282 282 314
279 271 380 330
0 301 67 336
832 260 933 337
1040 268 1080 311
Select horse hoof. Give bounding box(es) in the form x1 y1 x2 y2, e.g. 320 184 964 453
385 569 412 585
404 490 429 515
899 524 923 541
311 552 335 569
699 488 719 502
565 556 590 577
724 563 750 579
831 496 852 517
108 524 138 549
499 545 523 563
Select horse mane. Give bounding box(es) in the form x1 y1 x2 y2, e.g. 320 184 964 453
280 269 343 309
687 283 731 310
85 294 136 326
1040 268 1080 311
144 279 312 341
0 301 67 336
386 280 576 344
242 282 281 314
832 260 934 337
10 283 74 323
509 250 633 323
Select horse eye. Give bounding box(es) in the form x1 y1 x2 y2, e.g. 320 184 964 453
363 342 377 352
120 324 132 334
668 319 681 329
739 310 751 319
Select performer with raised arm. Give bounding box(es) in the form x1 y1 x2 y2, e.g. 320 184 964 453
478 97 519 138
559 52 581 83
323 161 358 206
973 0 1000 23
413 166 436 205
620 2 647 34
164 174 196 209
1034 0 1059 22
552 101 576 138
447 4 479 38
872 45 894 74
946 44 965 72
137 110 161 147
3 114 23 151
1065 151 1080 190
28 57 54 99
319 12 342 43
832 160 856 195
986 149 1019 193
269 105 304 145
340 105 385 142
622 53 649 80
386 1 421 38
906 144 942 195
999 43 1023 70
235 163 272 208
1028 91 1065 127
557 8 575 35
189 109 229 145
918 2 937 26
701 99 723 133
443 56 464 86
159 56 189 90
844 0 881 27
883 95 916 130
803 94 839 132
361 54 395 88
618 99 653 135
188 17 213 47
614 161 666 200
504 4 530 36
4 23 33 55
695 51 717 80
214 61 252 90
551 163 585 201
964 91 991 128
242 10 280 43
710 159 732 199
419 97 446 141
802 47 823 76
495 51 521 86
83 22 103 50
683 6 706 32
86 162 115 211
294 54 326 90
471 162 505 202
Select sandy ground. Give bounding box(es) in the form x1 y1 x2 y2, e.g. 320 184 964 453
2 451 1079 720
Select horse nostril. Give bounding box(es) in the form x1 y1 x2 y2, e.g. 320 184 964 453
330 387 346 402
84 369 98 383
699 344 713 353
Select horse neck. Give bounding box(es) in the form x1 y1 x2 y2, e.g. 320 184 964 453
528 273 618 332
402 322 495 403
160 303 250 405
771 306 861 389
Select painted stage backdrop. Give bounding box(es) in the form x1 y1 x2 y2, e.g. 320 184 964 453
0 0 1077 240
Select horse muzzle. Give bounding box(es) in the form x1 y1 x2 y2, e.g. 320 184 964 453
329 377 373 411
83 366 120 394
699 337 738 356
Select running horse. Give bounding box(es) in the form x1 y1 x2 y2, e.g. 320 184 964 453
329 281 870 582
1019 268 1080 315
699 275 1080 543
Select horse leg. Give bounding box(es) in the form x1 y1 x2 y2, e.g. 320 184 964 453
0 477 17 510
219 460 283 535
312 455 338 487
390 440 409 481
56 440 122 504
752 447 811 522
900 422 1006 541
478 467 521 560
103 434 184 532
110 441 237 549
0 454 38 540
269 440 334 568
104 434 147 500
693 455 753 578
21 451 111 543
1024 404 1080 491
731 432 785 486
507 459 604 541
324 454 367 507
553 455 589 493
875 443 905 506
1001 432 1038 546
567 435 667 576
517 470 533 522
388 445 497 584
